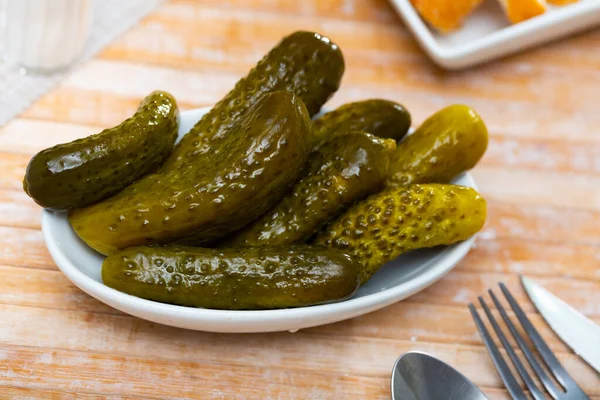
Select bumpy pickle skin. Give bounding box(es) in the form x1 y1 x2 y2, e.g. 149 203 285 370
312 99 411 146
102 245 360 310
164 31 345 169
223 132 396 247
23 91 178 210
70 91 313 255
314 184 486 283
388 105 488 186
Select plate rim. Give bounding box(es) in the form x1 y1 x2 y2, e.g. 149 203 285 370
43 213 476 329
41 107 480 332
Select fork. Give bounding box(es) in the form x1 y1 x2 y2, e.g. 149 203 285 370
468 283 589 400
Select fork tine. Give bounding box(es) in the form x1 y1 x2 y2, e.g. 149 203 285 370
468 303 527 400
478 295 546 400
499 282 576 390
494 285 564 399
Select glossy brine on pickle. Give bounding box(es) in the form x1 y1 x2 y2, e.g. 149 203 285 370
23 91 178 210
102 245 360 310
312 99 411 146
165 30 345 169
224 132 396 247
70 91 313 255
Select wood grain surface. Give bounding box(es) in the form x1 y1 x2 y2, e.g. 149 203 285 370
1 0 599 398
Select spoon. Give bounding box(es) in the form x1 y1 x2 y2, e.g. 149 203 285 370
391 351 488 400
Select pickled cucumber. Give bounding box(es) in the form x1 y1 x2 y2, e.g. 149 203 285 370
70 91 313 255
388 105 488 186
165 30 344 169
23 91 178 210
314 184 486 283
223 132 396 247
102 245 360 309
313 99 411 146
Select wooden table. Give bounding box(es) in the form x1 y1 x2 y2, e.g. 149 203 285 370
1 0 599 398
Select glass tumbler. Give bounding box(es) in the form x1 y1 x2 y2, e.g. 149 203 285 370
2 0 93 73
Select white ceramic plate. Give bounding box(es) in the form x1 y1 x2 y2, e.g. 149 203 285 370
390 0 600 70
42 107 478 333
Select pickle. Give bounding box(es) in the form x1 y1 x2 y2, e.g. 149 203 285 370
313 99 411 146
70 91 313 255
102 245 360 310
165 30 344 169
23 91 178 210
388 105 488 186
314 184 486 283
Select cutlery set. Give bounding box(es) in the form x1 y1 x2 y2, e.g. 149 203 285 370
392 276 599 399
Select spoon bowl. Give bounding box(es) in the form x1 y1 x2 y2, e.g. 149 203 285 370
391 351 488 400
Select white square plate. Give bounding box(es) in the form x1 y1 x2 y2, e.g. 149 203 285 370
390 0 600 69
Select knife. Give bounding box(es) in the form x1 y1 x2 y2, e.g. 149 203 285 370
521 275 600 373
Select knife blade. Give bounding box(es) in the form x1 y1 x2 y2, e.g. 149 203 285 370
521 275 600 373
